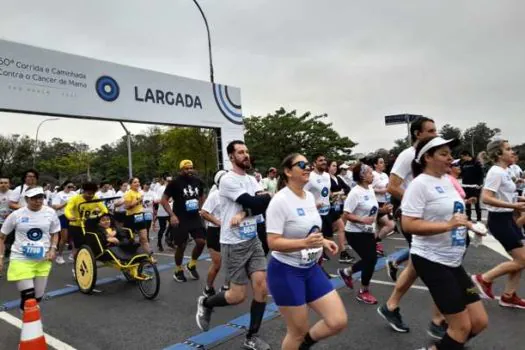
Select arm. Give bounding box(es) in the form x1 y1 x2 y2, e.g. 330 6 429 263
160 194 175 217
235 193 272 216
267 232 308 252
387 174 405 201
481 189 522 210
343 211 374 225
64 197 77 221
401 216 457 236
201 210 221 227
124 193 140 209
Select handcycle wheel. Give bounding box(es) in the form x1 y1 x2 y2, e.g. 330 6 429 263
75 245 97 294
137 260 160 300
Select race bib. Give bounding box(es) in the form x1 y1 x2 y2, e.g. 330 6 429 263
134 213 144 223
22 242 45 260
300 247 322 266
256 215 265 224
185 199 199 212
319 205 330 216
451 226 467 247
144 212 153 221
331 203 342 212
363 224 374 233
239 217 257 240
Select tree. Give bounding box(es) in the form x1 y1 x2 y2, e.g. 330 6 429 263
0 134 34 180
389 137 410 157
244 108 356 171
440 124 462 141
462 123 501 156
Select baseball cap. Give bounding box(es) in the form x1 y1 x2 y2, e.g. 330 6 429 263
25 187 45 198
179 160 193 169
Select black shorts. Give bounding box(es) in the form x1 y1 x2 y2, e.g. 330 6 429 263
321 214 334 238
114 212 126 224
172 222 206 246
488 212 524 252
412 254 480 315
69 226 85 249
463 187 481 199
59 215 69 230
125 213 147 232
206 226 221 252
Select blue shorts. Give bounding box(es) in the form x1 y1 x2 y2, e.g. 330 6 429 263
267 257 333 307
59 215 69 230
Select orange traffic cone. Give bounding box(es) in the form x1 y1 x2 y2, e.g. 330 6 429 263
19 298 47 350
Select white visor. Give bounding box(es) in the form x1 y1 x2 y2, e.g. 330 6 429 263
415 137 458 164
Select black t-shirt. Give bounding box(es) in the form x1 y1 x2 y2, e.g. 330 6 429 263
460 160 484 186
164 175 206 226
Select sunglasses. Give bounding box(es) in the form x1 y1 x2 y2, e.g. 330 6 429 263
292 161 311 170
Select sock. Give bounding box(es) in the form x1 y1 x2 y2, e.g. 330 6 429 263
436 333 464 350
203 291 230 308
299 332 317 350
175 265 183 273
246 300 266 338
188 259 197 268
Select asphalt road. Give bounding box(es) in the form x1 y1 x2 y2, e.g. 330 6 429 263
1 233 524 350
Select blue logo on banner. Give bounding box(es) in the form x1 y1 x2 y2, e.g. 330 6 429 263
213 84 243 125
96 76 120 102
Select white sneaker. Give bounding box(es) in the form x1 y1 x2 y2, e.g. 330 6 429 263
72 268 76 279
68 254 74 262
55 255 65 265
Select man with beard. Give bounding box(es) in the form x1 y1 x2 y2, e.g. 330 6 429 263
161 160 206 282
196 140 272 350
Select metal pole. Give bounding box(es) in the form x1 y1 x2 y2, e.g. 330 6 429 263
192 0 214 83
406 120 412 145
471 136 475 156
33 118 60 167
119 122 133 179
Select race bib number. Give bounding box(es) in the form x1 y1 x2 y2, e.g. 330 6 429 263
239 218 257 240
144 212 153 221
300 247 322 266
22 242 45 259
363 224 374 233
451 227 467 247
185 199 199 212
319 205 330 215
134 214 144 223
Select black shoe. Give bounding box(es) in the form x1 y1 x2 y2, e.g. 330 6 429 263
186 263 200 280
386 260 399 282
427 321 447 340
377 304 410 333
339 250 355 264
243 335 270 350
203 286 216 297
157 245 164 252
173 269 187 283
196 296 212 331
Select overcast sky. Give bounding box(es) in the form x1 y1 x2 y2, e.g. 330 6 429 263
1 0 524 154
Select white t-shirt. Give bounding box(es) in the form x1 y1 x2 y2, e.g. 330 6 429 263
51 190 76 216
0 190 13 225
202 189 221 227
142 190 156 215
219 172 260 244
508 164 523 180
0 206 60 261
114 190 127 213
156 184 172 217
9 185 29 207
402 174 467 267
261 177 278 194
391 146 416 190
95 190 117 211
372 171 390 203
305 171 331 216
344 185 379 233
266 187 322 268
483 165 517 212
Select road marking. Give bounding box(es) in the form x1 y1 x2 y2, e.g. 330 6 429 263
370 279 429 291
0 311 77 349
470 232 511 259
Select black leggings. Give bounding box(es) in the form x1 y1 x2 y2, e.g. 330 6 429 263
346 231 377 286
157 217 171 245
464 188 482 222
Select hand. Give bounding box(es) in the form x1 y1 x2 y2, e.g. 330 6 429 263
467 197 477 204
108 237 120 244
448 213 469 229
514 202 525 211
382 204 393 214
170 214 180 227
323 239 339 255
304 232 324 248
361 216 375 225
230 212 246 226
46 248 56 261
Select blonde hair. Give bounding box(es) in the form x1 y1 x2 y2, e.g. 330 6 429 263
486 139 508 162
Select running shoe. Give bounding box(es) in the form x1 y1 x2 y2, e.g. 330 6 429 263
427 321 448 340
386 260 398 282
376 242 385 257
471 274 494 299
499 293 525 309
55 255 65 265
203 286 216 297
337 268 354 289
68 254 74 262
377 304 410 333
186 263 200 280
243 335 270 350
72 268 76 280
356 290 378 304
338 250 355 264
196 296 212 331
173 269 187 283
157 244 164 252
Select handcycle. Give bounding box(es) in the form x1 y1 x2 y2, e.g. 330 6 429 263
73 199 160 300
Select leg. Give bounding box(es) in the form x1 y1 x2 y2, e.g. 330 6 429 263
257 223 269 256
138 229 151 254
481 246 525 282
16 279 35 311
465 301 488 337
33 276 49 300
465 202 473 222
503 270 522 295
279 305 310 350
377 216 395 240
206 249 221 289
174 241 187 267
57 228 68 257
386 259 418 311
246 270 269 339
307 290 348 341
157 217 167 249
332 218 346 252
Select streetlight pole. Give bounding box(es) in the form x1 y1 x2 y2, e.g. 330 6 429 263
192 0 215 83
33 117 60 167
119 122 133 179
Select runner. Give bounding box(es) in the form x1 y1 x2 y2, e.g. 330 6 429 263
377 116 447 337
0 187 60 309
124 177 154 260
155 174 172 251
51 180 76 265
261 167 278 195
337 162 389 304
141 182 156 242
161 160 206 283
113 181 128 228
471 139 525 309
404 136 488 350
266 153 347 350
96 180 117 213
196 140 272 350
200 169 229 297
0 176 12 278
509 153 524 196
459 151 484 222
372 156 395 257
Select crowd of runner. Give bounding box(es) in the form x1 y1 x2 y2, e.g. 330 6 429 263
1 116 525 349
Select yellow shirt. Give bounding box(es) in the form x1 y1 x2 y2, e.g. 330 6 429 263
64 194 108 227
124 190 143 216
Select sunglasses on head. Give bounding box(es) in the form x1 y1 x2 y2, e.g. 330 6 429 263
292 161 311 170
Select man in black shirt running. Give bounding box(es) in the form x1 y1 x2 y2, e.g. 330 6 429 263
460 151 484 222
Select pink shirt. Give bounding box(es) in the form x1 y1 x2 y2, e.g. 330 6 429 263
447 175 466 199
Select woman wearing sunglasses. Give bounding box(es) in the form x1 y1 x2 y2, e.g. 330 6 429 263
266 154 347 350
0 187 60 310
51 180 76 265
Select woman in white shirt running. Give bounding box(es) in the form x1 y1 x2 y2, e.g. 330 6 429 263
266 153 347 350
403 136 488 350
51 180 76 264
471 139 525 309
372 156 395 256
